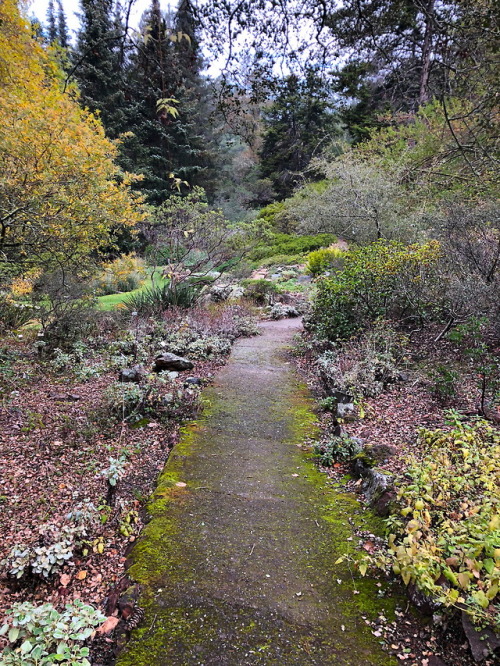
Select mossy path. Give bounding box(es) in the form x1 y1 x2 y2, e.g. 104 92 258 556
117 319 398 665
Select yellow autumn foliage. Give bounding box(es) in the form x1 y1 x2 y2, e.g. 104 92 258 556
0 0 144 283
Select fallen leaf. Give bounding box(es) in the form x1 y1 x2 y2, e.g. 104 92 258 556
363 540 376 553
76 570 87 580
97 616 120 634
59 574 71 587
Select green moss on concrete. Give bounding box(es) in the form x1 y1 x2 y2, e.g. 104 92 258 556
118 324 400 665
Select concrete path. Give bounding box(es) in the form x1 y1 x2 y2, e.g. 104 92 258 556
117 319 396 665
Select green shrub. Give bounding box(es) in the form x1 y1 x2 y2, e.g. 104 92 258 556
0 296 34 331
430 365 459 402
241 279 279 304
0 600 105 665
311 239 441 341
250 233 337 261
123 280 200 316
94 254 146 295
314 435 363 466
364 414 500 630
306 247 345 276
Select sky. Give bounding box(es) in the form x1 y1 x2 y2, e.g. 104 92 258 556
28 0 153 37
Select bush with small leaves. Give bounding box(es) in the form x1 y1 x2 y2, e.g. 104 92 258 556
316 322 408 399
306 247 345 276
0 600 105 665
103 382 144 420
314 435 363 466
311 240 441 341
361 413 500 630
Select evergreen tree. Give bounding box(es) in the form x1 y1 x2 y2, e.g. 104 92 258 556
73 0 123 132
116 0 217 203
57 0 69 48
259 72 342 199
46 0 57 43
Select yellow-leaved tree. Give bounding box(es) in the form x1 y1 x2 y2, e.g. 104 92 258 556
0 0 144 287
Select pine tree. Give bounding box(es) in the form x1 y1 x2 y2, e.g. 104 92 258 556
73 0 123 131
259 72 341 199
57 0 69 48
46 0 57 43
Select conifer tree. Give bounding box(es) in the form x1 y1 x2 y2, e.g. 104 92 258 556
46 0 57 43
57 0 69 48
73 0 123 131
259 71 341 199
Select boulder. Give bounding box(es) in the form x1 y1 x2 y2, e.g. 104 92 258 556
462 612 500 662
119 365 144 383
184 376 202 387
153 353 193 372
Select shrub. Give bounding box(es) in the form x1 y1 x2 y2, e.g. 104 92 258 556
250 233 337 261
363 414 500 630
94 254 146 295
241 279 278 304
430 365 459 403
306 247 345 276
311 240 441 341
123 280 200 317
316 322 408 398
314 435 363 466
0 600 105 665
103 383 145 420
0 295 34 331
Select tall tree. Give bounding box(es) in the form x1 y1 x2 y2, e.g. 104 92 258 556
0 0 142 285
73 0 124 132
57 0 69 48
46 0 57 43
259 71 342 199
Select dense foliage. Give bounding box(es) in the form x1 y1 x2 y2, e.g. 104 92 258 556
365 415 500 629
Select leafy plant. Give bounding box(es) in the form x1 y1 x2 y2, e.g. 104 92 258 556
0 600 105 665
311 239 441 341
362 415 500 629
123 279 200 316
306 247 345 276
241 279 278 304
100 455 128 488
430 365 459 403
314 435 362 466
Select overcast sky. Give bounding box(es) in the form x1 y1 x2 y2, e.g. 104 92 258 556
28 0 153 37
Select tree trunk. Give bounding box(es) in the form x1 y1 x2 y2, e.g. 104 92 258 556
419 0 435 105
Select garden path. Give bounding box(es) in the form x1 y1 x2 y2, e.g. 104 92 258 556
117 318 396 665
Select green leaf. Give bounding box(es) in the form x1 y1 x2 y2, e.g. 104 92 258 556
20 639 33 654
8 627 19 642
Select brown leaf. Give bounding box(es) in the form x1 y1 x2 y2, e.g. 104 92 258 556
59 573 71 587
363 540 376 554
97 616 120 635
76 570 87 580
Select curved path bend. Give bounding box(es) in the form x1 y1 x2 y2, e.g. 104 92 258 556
117 318 396 666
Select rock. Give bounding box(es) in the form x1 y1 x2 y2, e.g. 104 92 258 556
119 365 144 383
167 371 179 380
153 353 193 372
336 401 355 420
462 611 500 662
184 376 202 386
269 303 299 320
363 443 397 464
228 285 245 300
296 275 312 283
352 454 394 505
